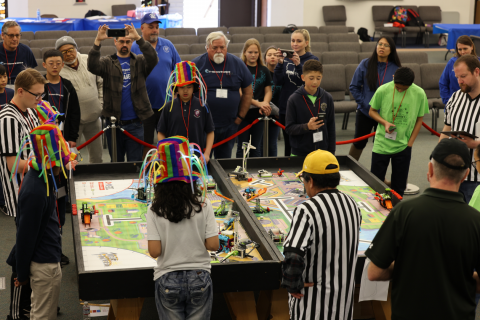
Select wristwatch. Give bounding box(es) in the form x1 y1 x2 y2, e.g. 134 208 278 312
237 114 245 121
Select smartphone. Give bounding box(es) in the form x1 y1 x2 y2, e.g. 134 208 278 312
279 49 294 59
389 126 396 131
107 29 127 38
317 113 325 122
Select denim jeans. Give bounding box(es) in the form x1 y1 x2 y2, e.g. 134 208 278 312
106 120 144 162
371 146 412 197
212 122 239 159
236 120 264 158
155 270 213 320
459 181 480 204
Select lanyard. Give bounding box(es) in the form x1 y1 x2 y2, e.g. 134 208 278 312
208 55 227 88
391 88 407 124
47 77 62 112
247 63 258 93
3 44 18 82
302 95 320 117
378 61 388 87
10 100 34 130
181 99 192 138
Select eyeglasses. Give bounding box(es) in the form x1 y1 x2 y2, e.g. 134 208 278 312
47 62 63 68
4 33 21 39
377 43 391 48
23 88 45 100
61 48 75 55
472 159 480 168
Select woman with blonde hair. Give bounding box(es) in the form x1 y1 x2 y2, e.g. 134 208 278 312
439 35 479 106
236 38 273 158
274 29 319 156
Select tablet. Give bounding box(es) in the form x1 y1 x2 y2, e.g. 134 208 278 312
441 131 478 140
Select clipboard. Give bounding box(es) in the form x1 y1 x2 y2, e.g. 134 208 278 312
441 131 478 140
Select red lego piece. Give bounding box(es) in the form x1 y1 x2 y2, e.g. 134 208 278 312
72 204 77 216
248 178 253 182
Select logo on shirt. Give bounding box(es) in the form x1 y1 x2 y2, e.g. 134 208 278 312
321 103 327 111
120 62 131 88
194 109 200 118
163 46 170 53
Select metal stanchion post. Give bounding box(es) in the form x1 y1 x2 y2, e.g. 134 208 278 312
263 116 269 157
110 116 118 163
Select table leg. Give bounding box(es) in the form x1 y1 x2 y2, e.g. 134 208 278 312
256 288 290 320
224 291 258 320
107 298 145 320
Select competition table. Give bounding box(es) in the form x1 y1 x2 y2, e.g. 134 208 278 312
0 18 84 32
433 23 480 50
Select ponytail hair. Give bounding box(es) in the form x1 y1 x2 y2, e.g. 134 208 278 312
292 29 311 52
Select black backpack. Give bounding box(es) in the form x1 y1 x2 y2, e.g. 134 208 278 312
84 10 106 18
357 28 371 42
283 24 298 34
406 9 425 27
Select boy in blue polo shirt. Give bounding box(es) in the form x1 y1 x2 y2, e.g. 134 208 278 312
157 61 214 162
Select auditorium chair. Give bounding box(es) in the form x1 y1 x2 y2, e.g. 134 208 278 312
34 30 67 40
180 54 200 61
327 33 359 43
29 39 57 48
361 42 377 53
228 27 260 35
111 4 135 16
19 40 30 47
190 44 207 54
165 35 199 45
310 42 329 54
345 63 358 96
30 48 42 59
174 44 190 55
329 42 360 53
402 63 422 87
420 63 447 132
322 5 354 32
260 42 290 53
74 38 96 48
264 34 291 43
21 31 35 41
372 6 403 46
231 34 264 43
322 52 358 65
358 52 371 61
310 34 328 43
41 47 55 56
397 51 428 64
197 27 228 35
418 6 442 48
319 26 349 34
68 31 99 39
198 33 231 45
259 26 286 34
165 28 196 36
399 5 426 48
296 26 319 34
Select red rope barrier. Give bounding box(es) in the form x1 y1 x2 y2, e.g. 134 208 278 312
422 122 440 137
336 132 376 145
271 119 285 130
121 128 156 149
211 118 260 149
77 128 107 151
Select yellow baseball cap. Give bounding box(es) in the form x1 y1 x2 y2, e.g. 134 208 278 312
296 150 340 177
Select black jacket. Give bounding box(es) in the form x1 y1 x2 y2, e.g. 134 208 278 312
285 86 336 156
43 75 81 142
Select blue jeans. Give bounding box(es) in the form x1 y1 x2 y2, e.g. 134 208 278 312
459 181 479 204
236 120 264 158
259 120 280 157
155 270 213 320
106 120 144 162
212 122 238 159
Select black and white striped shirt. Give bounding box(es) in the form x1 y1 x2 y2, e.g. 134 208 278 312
445 90 480 182
284 189 361 320
0 103 40 217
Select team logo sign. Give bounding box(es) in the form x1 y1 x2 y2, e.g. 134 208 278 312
194 109 201 118
163 46 170 53
321 103 327 111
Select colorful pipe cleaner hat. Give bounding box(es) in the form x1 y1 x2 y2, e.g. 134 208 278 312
29 123 77 172
36 100 64 124
161 61 208 112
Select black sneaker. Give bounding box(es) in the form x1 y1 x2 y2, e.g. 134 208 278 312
61 253 70 266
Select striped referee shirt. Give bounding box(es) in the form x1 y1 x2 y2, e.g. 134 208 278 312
445 90 480 182
0 103 40 217
283 189 362 320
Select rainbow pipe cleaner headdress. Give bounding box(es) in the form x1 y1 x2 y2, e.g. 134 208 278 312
160 61 209 113
36 100 64 124
139 136 209 202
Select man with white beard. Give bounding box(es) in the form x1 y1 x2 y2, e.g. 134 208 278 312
131 14 180 158
192 31 253 159
56 36 104 163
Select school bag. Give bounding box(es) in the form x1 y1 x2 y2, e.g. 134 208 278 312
406 9 425 27
388 6 408 24
357 28 371 42
283 24 298 34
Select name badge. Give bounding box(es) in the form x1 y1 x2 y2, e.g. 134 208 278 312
385 131 397 140
313 131 323 143
216 89 228 99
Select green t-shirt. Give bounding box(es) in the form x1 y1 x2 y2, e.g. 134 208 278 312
469 185 480 210
370 82 429 155
365 188 480 320
307 94 316 105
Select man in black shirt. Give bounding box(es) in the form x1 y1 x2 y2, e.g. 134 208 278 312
366 138 480 320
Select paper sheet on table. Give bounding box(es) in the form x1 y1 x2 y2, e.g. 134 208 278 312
358 258 390 302
88 304 110 317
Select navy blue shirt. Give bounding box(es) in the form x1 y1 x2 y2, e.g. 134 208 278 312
0 87 14 109
131 38 181 110
270 70 282 107
7 169 61 282
0 43 37 85
192 53 253 127
118 57 137 120
46 82 64 113
157 96 214 150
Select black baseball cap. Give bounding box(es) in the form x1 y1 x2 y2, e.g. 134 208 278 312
430 138 471 170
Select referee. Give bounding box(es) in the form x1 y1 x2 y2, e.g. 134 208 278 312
282 150 362 320
439 54 480 203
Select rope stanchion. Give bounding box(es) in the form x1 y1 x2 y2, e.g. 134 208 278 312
422 122 440 137
121 128 156 149
336 132 375 145
77 126 110 151
211 118 260 149
271 119 285 130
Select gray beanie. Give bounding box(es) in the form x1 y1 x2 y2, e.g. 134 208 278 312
55 36 77 50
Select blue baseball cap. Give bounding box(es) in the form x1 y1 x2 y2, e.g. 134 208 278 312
141 13 162 25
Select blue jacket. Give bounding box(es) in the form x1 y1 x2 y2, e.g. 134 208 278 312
350 58 399 117
274 52 319 115
285 86 335 156
439 57 460 106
